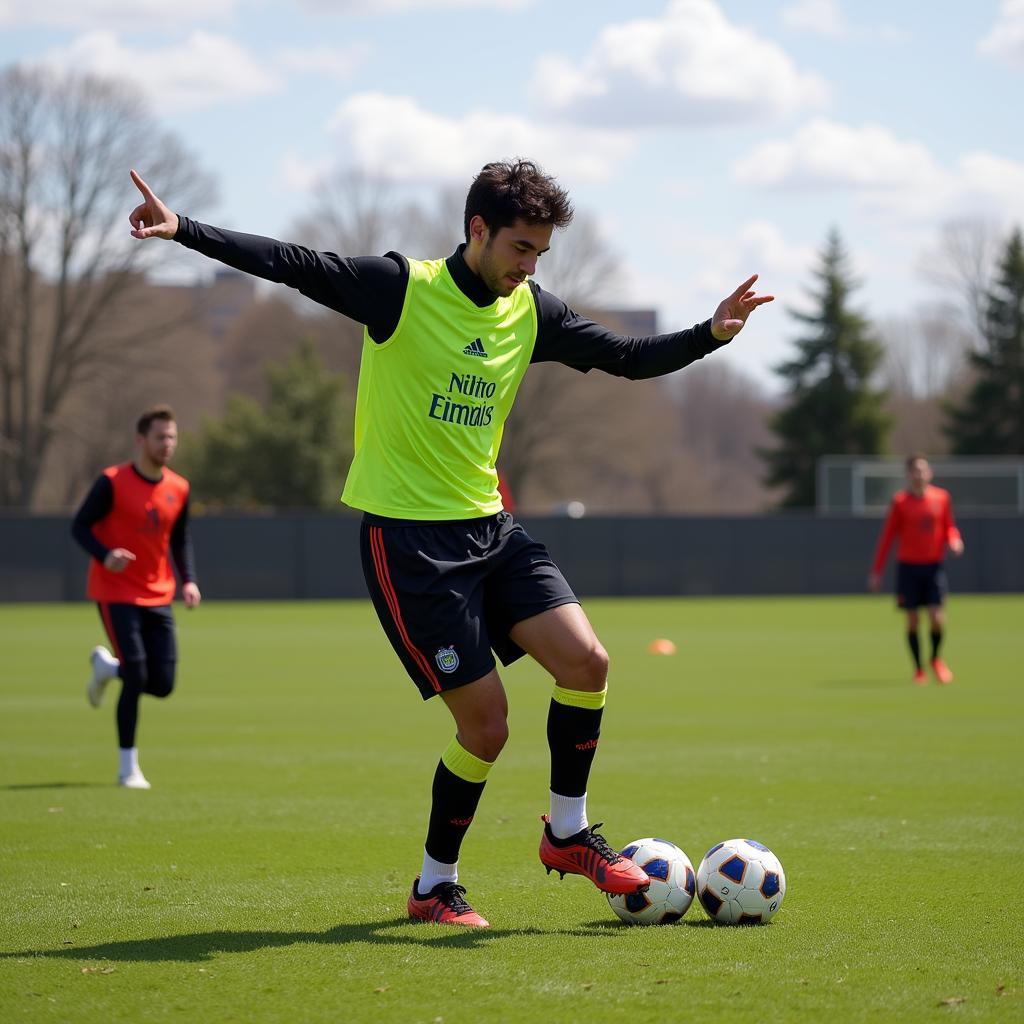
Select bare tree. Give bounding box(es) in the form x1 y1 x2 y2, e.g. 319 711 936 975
0 64 214 507
400 185 464 259
920 218 1000 339
533 212 620 309
879 314 970 399
662 359 778 511
875 314 974 456
290 167 397 256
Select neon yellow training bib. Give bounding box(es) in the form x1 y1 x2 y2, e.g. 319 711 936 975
341 257 538 520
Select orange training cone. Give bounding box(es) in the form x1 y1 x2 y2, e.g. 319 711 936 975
647 638 677 655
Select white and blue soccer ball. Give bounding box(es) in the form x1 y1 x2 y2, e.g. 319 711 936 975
696 838 786 924
607 838 696 925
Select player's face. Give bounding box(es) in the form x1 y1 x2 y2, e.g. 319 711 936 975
140 419 178 466
907 458 932 492
471 217 553 297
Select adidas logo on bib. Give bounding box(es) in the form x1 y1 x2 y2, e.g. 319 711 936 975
462 338 488 358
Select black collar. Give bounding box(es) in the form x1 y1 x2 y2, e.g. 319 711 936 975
132 463 164 484
446 243 499 308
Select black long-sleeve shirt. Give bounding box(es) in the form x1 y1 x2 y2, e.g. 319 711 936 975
173 216 727 377
71 470 197 583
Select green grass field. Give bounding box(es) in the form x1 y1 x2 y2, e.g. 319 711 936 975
1 596 1022 1023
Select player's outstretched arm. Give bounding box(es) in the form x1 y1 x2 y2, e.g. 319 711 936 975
128 169 178 240
711 274 774 342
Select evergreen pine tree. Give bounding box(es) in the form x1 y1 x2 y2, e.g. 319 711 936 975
762 229 890 507
945 228 1024 454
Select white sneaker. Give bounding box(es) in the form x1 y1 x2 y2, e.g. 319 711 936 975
118 771 151 790
87 645 118 708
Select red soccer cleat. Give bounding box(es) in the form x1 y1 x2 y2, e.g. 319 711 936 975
931 658 954 685
913 668 927 686
407 877 489 928
539 815 650 895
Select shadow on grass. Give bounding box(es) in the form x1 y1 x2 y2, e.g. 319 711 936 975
3 917 624 963
2 782 108 791
581 918 717 930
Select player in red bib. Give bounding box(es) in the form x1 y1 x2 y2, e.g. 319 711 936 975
869 454 964 685
71 406 201 788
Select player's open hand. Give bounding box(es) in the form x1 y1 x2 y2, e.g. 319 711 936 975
711 274 774 342
867 572 882 593
104 548 136 573
128 170 179 240
949 537 965 557
182 582 202 609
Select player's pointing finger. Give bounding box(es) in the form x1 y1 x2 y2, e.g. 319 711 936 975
731 274 758 298
130 168 154 199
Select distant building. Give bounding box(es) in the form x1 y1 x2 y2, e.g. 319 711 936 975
196 269 257 341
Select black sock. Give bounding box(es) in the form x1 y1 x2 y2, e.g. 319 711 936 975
547 698 604 798
907 632 921 670
424 760 486 866
116 660 147 748
931 630 943 660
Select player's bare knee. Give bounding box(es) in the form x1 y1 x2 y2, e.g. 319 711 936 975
563 641 609 693
462 718 508 762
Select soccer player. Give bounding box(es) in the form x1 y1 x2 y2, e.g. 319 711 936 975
869 454 964 685
127 160 772 926
71 406 201 789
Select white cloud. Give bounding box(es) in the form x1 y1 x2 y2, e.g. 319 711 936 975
276 43 369 81
296 0 531 11
781 0 904 41
733 119 942 193
948 150 1024 222
782 0 848 37
325 92 633 183
977 0 1024 67
38 31 281 111
681 221 817 307
279 151 333 193
532 0 828 128
733 118 1024 227
0 0 236 28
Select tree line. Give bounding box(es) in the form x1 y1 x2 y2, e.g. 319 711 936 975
2 65 1021 512
762 227 1024 506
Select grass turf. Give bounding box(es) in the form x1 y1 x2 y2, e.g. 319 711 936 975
1 595 1022 1023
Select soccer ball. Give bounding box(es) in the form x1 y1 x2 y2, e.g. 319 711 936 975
696 838 786 924
607 838 696 925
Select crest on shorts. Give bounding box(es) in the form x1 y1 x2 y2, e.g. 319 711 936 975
435 645 460 674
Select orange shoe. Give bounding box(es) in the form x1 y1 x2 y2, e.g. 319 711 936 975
539 815 650 895
931 658 954 685
913 668 927 686
407 877 489 928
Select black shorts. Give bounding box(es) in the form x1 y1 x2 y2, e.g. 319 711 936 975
97 602 177 664
360 511 578 700
896 562 947 610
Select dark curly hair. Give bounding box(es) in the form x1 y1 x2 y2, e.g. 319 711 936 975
463 159 574 241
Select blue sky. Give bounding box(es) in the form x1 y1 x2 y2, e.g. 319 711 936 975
2 0 1022 389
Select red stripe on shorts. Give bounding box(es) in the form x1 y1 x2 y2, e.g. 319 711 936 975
97 602 123 662
369 526 442 693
